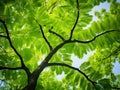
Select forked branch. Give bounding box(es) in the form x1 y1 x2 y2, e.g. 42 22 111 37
0 19 31 75
47 63 97 89
69 0 80 40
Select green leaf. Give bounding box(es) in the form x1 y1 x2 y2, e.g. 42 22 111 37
20 48 33 61
79 77 87 89
80 62 90 70
95 84 104 90
89 71 103 81
1 0 120 89
65 70 74 80
98 79 112 89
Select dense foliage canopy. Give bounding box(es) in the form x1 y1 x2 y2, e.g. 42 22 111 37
0 0 120 90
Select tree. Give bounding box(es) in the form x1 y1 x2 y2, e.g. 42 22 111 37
0 0 120 90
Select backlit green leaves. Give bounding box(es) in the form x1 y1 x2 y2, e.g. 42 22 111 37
64 70 94 90
0 0 120 90
110 2 120 15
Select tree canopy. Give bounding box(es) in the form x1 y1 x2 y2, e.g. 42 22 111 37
0 0 120 90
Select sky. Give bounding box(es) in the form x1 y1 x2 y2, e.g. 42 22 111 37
72 0 120 75
0 0 120 89
83 1 110 29
89 1 110 21
90 0 120 75
55 0 120 81
114 0 120 73
71 51 95 68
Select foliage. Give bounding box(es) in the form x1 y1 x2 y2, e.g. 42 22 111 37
0 0 120 90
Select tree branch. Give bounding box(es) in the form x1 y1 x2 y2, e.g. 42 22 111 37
102 45 120 60
69 0 80 40
49 29 65 41
39 25 53 50
0 66 22 70
71 30 120 43
32 40 70 77
30 29 120 79
0 35 7 38
0 19 31 76
47 63 97 89
31 28 120 81
35 20 53 51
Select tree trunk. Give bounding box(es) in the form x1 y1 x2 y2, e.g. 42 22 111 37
22 63 46 90
22 77 37 90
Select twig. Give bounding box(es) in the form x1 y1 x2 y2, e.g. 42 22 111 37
0 35 7 38
35 20 53 51
102 45 120 60
0 66 22 70
49 29 65 41
39 25 53 50
47 63 97 89
0 19 31 75
32 28 120 77
69 0 80 40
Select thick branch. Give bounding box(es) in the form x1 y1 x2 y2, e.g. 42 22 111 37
22 40 70 90
32 40 70 76
47 63 97 89
0 19 31 75
0 66 22 70
31 29 120 79
69 0 80 40
71 30 120 43
49 29 65 41
0 35 7 38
